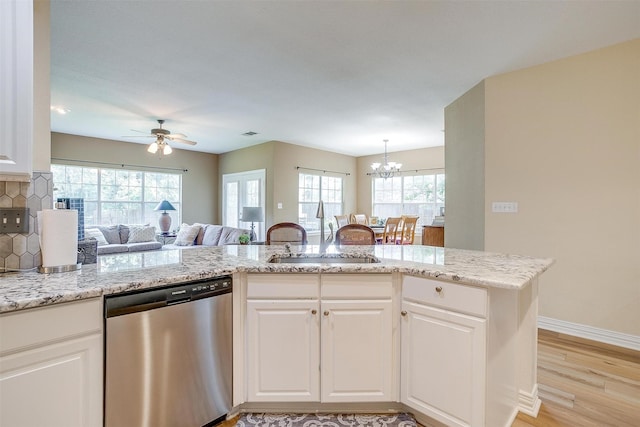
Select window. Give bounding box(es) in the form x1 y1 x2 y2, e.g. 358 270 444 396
298 173 343 231
372 172 444 226
222 169 266 240
52 164 181 227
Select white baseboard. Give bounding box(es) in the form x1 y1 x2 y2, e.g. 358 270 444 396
538 316 640 351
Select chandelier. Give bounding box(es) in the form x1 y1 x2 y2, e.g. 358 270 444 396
370 139 401 179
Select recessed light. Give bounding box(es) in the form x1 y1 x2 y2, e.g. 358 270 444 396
242 131 258 136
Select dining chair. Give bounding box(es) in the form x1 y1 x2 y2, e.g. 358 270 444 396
334 215 350 228
266 222 308 245
334 224 376 245
397 215 419 245
380 217 402 244
349 213 369 225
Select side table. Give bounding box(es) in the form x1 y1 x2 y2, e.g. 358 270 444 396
156 233 177 245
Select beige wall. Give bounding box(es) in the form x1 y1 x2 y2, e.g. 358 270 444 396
33 0 50 172
51 133 219 224
447 39 639 336
219 141 357 231
444 81 485 250
356 146 445 217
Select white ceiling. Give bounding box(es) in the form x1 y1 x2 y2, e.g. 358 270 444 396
50 1 640 157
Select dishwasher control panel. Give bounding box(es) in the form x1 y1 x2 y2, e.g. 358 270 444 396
105 276 232 318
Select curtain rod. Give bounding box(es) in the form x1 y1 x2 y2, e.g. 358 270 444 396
296 166 351 176
366 167 443 176
51 158 188 173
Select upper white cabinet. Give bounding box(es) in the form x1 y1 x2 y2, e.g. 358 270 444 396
0 299 103 427
0 0 34 180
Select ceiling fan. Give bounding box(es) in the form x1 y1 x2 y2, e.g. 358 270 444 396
123 119 197 155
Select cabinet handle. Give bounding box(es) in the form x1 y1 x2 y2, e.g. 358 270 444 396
324 310 330 316
435 286 443 293
311 309 317 315
401 310 407 316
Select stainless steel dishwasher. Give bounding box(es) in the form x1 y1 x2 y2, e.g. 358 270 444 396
104 276 232 427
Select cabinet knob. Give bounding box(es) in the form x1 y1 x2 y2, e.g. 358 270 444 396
435 286 443 293
311 309 317 315
324 310 330 316
401 310 407 316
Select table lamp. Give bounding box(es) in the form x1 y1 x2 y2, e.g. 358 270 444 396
242 207 264 241
154 200 176 234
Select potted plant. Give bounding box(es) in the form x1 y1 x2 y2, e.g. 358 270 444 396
238 233 251 245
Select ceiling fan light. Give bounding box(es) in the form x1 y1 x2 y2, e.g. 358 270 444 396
147 142 159 153
163 143 173 155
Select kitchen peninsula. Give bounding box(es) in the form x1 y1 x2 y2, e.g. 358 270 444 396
0 245 553 427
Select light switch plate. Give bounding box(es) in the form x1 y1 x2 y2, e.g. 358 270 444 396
492 202 518 213
0 208 30 233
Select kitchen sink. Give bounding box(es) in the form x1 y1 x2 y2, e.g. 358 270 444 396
268 255 380 264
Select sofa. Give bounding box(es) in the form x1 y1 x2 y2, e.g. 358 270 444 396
162 223 251 249
85 224 162 255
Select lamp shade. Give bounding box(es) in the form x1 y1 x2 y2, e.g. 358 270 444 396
154 200 176 212
242 207 264 222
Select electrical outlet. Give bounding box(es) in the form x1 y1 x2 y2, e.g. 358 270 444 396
0 208 30 233
491 202 518 213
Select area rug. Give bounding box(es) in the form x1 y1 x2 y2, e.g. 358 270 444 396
236 413 417 427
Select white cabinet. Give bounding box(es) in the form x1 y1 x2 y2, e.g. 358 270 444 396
246 298 320 401
0 299 103 427
401 276 487 427
0 0 33 180
244 273 394 403
320 275 393 402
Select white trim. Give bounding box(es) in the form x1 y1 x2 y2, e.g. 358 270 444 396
538 316 640 351
518 383 541 418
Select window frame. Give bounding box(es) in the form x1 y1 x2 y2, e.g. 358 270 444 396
51 164 182 228
371 170 445 227
298 172 344 232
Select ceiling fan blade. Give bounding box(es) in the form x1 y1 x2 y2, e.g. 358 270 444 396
167 136 197 146
122 135 155 138
129 128 151 134
166 133 187 139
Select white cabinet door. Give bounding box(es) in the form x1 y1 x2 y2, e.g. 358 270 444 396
321 299 393 402
0 333 103 427
0 0 33 179
401 300 486 427
246 299 320 401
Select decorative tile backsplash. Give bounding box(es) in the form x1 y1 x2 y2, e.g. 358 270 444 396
0 172 53 272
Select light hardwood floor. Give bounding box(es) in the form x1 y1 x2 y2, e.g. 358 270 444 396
221 329 640 427
513 329 640 427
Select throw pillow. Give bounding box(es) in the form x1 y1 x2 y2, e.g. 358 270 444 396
97 225 121 244
85 228 109 246
127 226 156 243
174 223 202 246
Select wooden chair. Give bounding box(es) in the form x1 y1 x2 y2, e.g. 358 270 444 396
350 213 369 225
266 222 307 245
334 215 350 228
379 217 402 244
334 224 376 245
397 215 419 245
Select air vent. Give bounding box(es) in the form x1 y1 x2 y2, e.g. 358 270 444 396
242 131 258 136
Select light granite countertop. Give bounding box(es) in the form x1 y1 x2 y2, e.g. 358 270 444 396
0 245 553 313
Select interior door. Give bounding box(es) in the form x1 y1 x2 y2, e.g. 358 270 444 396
222 169 265 240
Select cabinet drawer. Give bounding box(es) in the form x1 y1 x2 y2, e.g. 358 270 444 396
321 274 392 299
247 274 319 299
0 298 102 354
402 276 487 317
